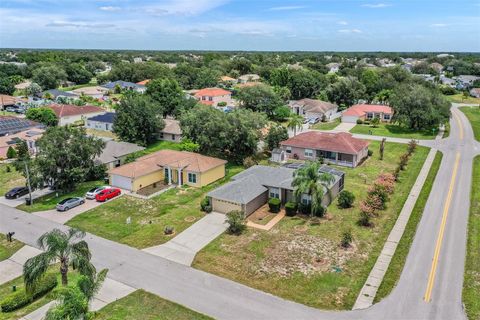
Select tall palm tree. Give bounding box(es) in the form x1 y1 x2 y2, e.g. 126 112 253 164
292 161 334 217
287 114 304 136
23 228 96 292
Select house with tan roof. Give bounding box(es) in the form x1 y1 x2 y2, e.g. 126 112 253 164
194 88 233 107
0 129 44 159
108 149 227 192
71 86 109 99
237 74 260 84
48 104 105 126
158 119 182 142
279 131 369 168
342 104 393 124
289 98 339 121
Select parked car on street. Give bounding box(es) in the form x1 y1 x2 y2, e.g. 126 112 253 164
85 186 111 200
95 188 121 202
56 197 85 212
4 187 29 199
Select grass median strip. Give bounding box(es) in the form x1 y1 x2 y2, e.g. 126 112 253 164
459 106 480 142
374 151 443 303
0 234 24 262
350 123 437 140
463 156 480 320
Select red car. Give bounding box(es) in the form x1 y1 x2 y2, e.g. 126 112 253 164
95 188 121 202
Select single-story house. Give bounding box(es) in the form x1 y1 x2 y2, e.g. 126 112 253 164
48 104 105 126
108 149 227 192
0 129 44 159
237 74 260 84
456 75 480 89
326 62 341 73
194 88 233 107
469 88 480 98
0 116 44 136
86 112 115 131
207 164 344 216
96 140 145 169
71 86 109 99
289 98 338 121
158 119 182 142
279 131 369 168
40 89 79 100
137 79 150 86
102 80 146 93
0 94 19 109
430 63 443 73
220 76 237 85
342 104 393 123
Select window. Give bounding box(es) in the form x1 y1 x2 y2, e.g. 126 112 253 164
301 194 311 205
164 168 169 180
384 114 391 120
202 96 206 100
188 173 197 184
286 147 292 154
159 132 164 139
209 96 213 101
304 149 313 158
269 187 280 199
366 112 373 119
171 134 175 141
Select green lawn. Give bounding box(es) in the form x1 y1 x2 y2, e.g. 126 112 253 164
92 290 212 320
124 140 185 163
375 151 443 302
67 165 243 249
0 269 80 320
350 123 437 140
311 118 341 130
0 234 24 262
444 93 480 104
193 141 430 310
460 106 480 141
0 164 25 196
16 180 102 213
463 156 480 320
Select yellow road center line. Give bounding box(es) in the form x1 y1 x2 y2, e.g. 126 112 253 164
424 152 461 302
453 111 464 140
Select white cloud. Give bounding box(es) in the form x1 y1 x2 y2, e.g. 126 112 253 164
430 23 448 27
338 29 362 33
142 0 229 16
46 21 116 28
268 6 306 11
338 20 348 25
361 3 391 8
99 6 121 12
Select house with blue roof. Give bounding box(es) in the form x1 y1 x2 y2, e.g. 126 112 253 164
86 112 116 131
101 80 146 93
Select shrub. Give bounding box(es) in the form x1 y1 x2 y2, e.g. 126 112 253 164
399 153 409 170
203 205 212 213
337 190 355 208
313 205 326 217
268 197 281 213
285 201 297 216
356 119 364 124
341 230 353 248
243 156 257 169
298 202 311 215
5 165 11 173
407 139 418 155
1 273 57 312
217 101 227 107
368 184 389 208
200 197 210 212
376 173 395 194
226 210 246 235
368 149 373 157
358 211 372 227
6 146 17 159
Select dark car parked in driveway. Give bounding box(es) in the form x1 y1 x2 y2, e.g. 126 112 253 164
5 187 29 199
56 197 85 212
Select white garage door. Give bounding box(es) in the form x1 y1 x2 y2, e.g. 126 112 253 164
111 175 132 191
342 115 359 123
212 198 242 214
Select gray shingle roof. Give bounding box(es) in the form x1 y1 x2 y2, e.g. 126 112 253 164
232 165 295 190
207 175 267 205
96 140 145 164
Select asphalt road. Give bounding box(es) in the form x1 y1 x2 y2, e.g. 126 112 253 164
0 104 478 320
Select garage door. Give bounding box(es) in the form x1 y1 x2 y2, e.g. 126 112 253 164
342 115 358 123
212 198 242 214
111 175 132 191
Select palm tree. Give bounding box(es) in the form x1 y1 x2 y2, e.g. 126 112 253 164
23 228 96 292
292 161 334 217
287 114 304 136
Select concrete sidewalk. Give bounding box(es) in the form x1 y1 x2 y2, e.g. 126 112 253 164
0 245 42 285
143 212 228 265
21 277 136 320
353 147 438 309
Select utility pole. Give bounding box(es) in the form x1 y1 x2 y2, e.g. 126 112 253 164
24 161 33 205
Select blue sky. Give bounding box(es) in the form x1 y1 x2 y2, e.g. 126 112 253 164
0 0 479 51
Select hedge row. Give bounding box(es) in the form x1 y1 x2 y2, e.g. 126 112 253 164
1 273 58 313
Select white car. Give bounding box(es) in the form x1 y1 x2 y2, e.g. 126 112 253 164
85 186 111 200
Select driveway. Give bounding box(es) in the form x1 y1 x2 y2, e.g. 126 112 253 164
0 188 53 208
0 245 42 285
32 196 124 224
142 212 228 265
331 122 356 132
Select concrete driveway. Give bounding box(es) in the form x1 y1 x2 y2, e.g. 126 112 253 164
143 212 228 265
0 188 53 208
32 196 123 225
0 245 42 285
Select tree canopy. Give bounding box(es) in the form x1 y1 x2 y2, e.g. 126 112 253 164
26 107 58 126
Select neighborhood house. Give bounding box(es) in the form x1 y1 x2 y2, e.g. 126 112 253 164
0 129 44 159
86 112 116 131
0 116 44 136
48 104 105 126
108 149 227 192
158 119 182 142
342 104 393 123
289 98 339 121
208 164 344 216
194 88 233 107
279 131 369 168
96 140 145 169
102 80 146 93
71 86 109 99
